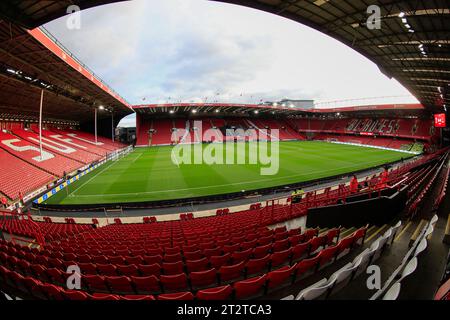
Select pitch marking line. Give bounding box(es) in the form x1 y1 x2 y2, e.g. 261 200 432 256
69 153 135 197
72 156 401 198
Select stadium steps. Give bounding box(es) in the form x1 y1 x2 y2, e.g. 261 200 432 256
363 224 389 244
444 213 450 245
265 226 373 300
339 227 356 239
325 223 407 300
410 219 429 246
318 227 329 236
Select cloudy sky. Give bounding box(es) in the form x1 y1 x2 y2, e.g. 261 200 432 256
44 0 418 127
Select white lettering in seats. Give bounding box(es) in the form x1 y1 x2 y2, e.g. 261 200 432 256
67 134 104 146
29 137 76 154
2 139 55 162
50 135 88 149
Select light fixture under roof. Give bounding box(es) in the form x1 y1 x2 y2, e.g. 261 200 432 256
398 12 405 18
169 110 174 114
215 109 220 113
254 110 259 114
192 109 197 113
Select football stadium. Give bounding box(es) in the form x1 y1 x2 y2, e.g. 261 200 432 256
0 0 450 306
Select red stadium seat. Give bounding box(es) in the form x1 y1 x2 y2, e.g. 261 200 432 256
143 255 163 265
223 244 240 254
196 285 233 300
231 248 253 264
109 256 125 265
291 241 311 263
274 231 289 241
219 261 245 284
157 292 194 300
138 263 161 277
83 275 109 293
186 257 210 273
146 248 163 256
233 275 267 299
270 248 292 269
245 254 270 277
183 250 204 261
288 227 302 236
294 255 320 281
326 228 340 245
106 276 134 294
190 268 218 290
266 264 296 292
317 245 338 270
253 244 272 259
97 264 118 276
117 264 140 276
203 248 222 257
210 253 231 269
39 283 64 300
240 240 258 251
309 235 327 254
78 263 97 275
257 235 273 246
162 261 184 275
91 293 120 300
45 268 67 286
303 229 319 241
160 273 189 292
353 227 367 246
92 255 109 265
164 253 183 263
131 275 161 294
120 295 155 300
62 290 90 301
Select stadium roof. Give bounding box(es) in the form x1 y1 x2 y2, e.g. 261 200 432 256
133 102 426 117
0 1 126 29
0 0 448 113
0 4 132 123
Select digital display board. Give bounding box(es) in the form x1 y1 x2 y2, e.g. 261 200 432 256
434 113 446 128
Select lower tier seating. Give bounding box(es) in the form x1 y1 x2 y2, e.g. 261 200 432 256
0 225 367 300
0 149 54 200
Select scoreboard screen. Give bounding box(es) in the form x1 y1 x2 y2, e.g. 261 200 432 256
434 113 446 128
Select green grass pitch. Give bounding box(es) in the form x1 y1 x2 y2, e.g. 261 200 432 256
44 141 412 205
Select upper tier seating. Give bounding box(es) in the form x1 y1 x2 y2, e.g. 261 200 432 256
49 127 113 156
0 149 54 200
140 117 435 150
291 118 433 140
253 119 301 141
13 126 100 165
55 128 124 151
